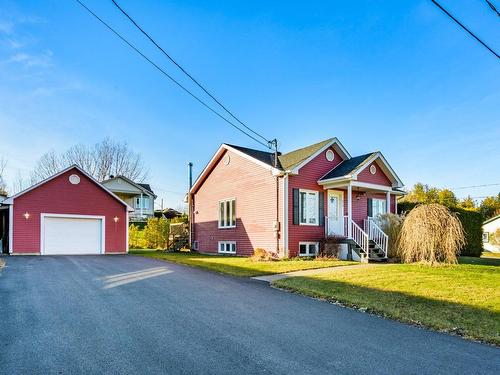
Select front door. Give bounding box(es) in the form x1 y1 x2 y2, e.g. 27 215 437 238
327 190 344 236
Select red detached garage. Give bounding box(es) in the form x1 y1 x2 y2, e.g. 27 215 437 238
1 165 133 255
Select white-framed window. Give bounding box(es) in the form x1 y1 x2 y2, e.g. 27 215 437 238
135 196 150 209
218 198 236 228
218 241 236 254
192 240 199 250
299 190 319 225
371 198 387 217
299 242 318 256
325 149 335 162
483 232 489 243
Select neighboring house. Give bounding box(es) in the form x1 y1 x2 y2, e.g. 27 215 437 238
102 175 157 221
189 138 404 261
155 208 183 220
0 165 133 255
482 215 500 253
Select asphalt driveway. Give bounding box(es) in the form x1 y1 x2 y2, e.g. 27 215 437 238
0 256 498 375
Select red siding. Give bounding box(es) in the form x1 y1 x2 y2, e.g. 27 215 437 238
192 150 282 256
12 168 128 254
357 160 392 186
287 147 344 257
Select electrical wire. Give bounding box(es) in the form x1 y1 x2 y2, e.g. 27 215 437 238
74 0 272 149
431 0 499 58
485 0 500 17
110 0 272 146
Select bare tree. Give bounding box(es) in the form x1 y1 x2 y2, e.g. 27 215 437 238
0 156 7 195
30 138 149 183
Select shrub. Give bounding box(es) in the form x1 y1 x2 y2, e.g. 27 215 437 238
251 248 278 261
142 217 170 249
375 213 404 259
128 224 147 249
398 201 483 257
318 236 342 259
398 204 465 264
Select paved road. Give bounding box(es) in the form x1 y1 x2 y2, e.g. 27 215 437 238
0 256 498 374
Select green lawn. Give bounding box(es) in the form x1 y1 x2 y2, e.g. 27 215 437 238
129 250 356 277
274 256 500 345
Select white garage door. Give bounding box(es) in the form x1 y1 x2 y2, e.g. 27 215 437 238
43 216 103 255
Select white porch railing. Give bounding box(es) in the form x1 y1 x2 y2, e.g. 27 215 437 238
325 216 387 260
364 218 388 258
351 220 370 260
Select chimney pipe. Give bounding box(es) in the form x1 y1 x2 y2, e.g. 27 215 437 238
188 162 193 190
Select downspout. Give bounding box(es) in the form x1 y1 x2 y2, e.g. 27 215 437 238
187 162 194 249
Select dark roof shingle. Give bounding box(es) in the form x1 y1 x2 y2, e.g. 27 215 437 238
319 152 375 181
226 144 282 169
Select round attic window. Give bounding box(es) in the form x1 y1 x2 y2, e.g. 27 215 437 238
69 174 80 185
369 165 377 175
223 154 231 165
325 150 335 162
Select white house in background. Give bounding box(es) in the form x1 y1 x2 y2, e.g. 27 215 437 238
102 175 156 221
482 215 500 253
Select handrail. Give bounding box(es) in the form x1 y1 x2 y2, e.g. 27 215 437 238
364 218 388 258
325 215 349 238
351 220 369 259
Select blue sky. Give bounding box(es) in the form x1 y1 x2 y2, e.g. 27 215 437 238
0 0 499 209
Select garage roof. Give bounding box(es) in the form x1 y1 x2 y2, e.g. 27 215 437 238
2 165 134 212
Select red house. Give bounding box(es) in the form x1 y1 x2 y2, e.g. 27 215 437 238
189 138 404 261
0 165 133 255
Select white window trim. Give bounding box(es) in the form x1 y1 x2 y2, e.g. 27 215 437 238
371 198 387 217
218 241 236 254
218 198 236 229
299 189 319 226
192 240 199 250
299 242 319 256
135 196 150 209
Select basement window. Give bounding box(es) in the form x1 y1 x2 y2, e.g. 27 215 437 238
218 241 236 254
299 242 318 256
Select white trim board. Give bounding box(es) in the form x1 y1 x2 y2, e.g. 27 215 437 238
289 138 351 174
3 165 134 212
190 144 281 194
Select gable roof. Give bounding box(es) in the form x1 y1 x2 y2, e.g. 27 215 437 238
278 138 334 170
319 153 375 180
138 183 155 196
102 175 157 198
278 138 351 171
226 144 281 169
319 151 404 188
2 165 134 211
483 214 500 225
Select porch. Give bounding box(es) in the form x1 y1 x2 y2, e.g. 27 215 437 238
322 182 402 262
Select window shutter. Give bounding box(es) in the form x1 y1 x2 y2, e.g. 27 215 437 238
318 191 324 226
293 188 299 225
367 198 373 217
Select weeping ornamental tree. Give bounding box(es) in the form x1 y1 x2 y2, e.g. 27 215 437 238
398 204 466 265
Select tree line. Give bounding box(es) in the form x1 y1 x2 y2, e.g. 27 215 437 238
400 183 500 220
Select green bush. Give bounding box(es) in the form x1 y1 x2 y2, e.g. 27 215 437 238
128 224 147 249
143 217 170 249
398 201 483 257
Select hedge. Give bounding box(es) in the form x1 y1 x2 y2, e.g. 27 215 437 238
398 202 483 257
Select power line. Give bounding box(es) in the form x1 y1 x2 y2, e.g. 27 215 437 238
431 0 500 59
74 0 271 150
448 183 500 191
110 0 272 147
485 0 500 17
